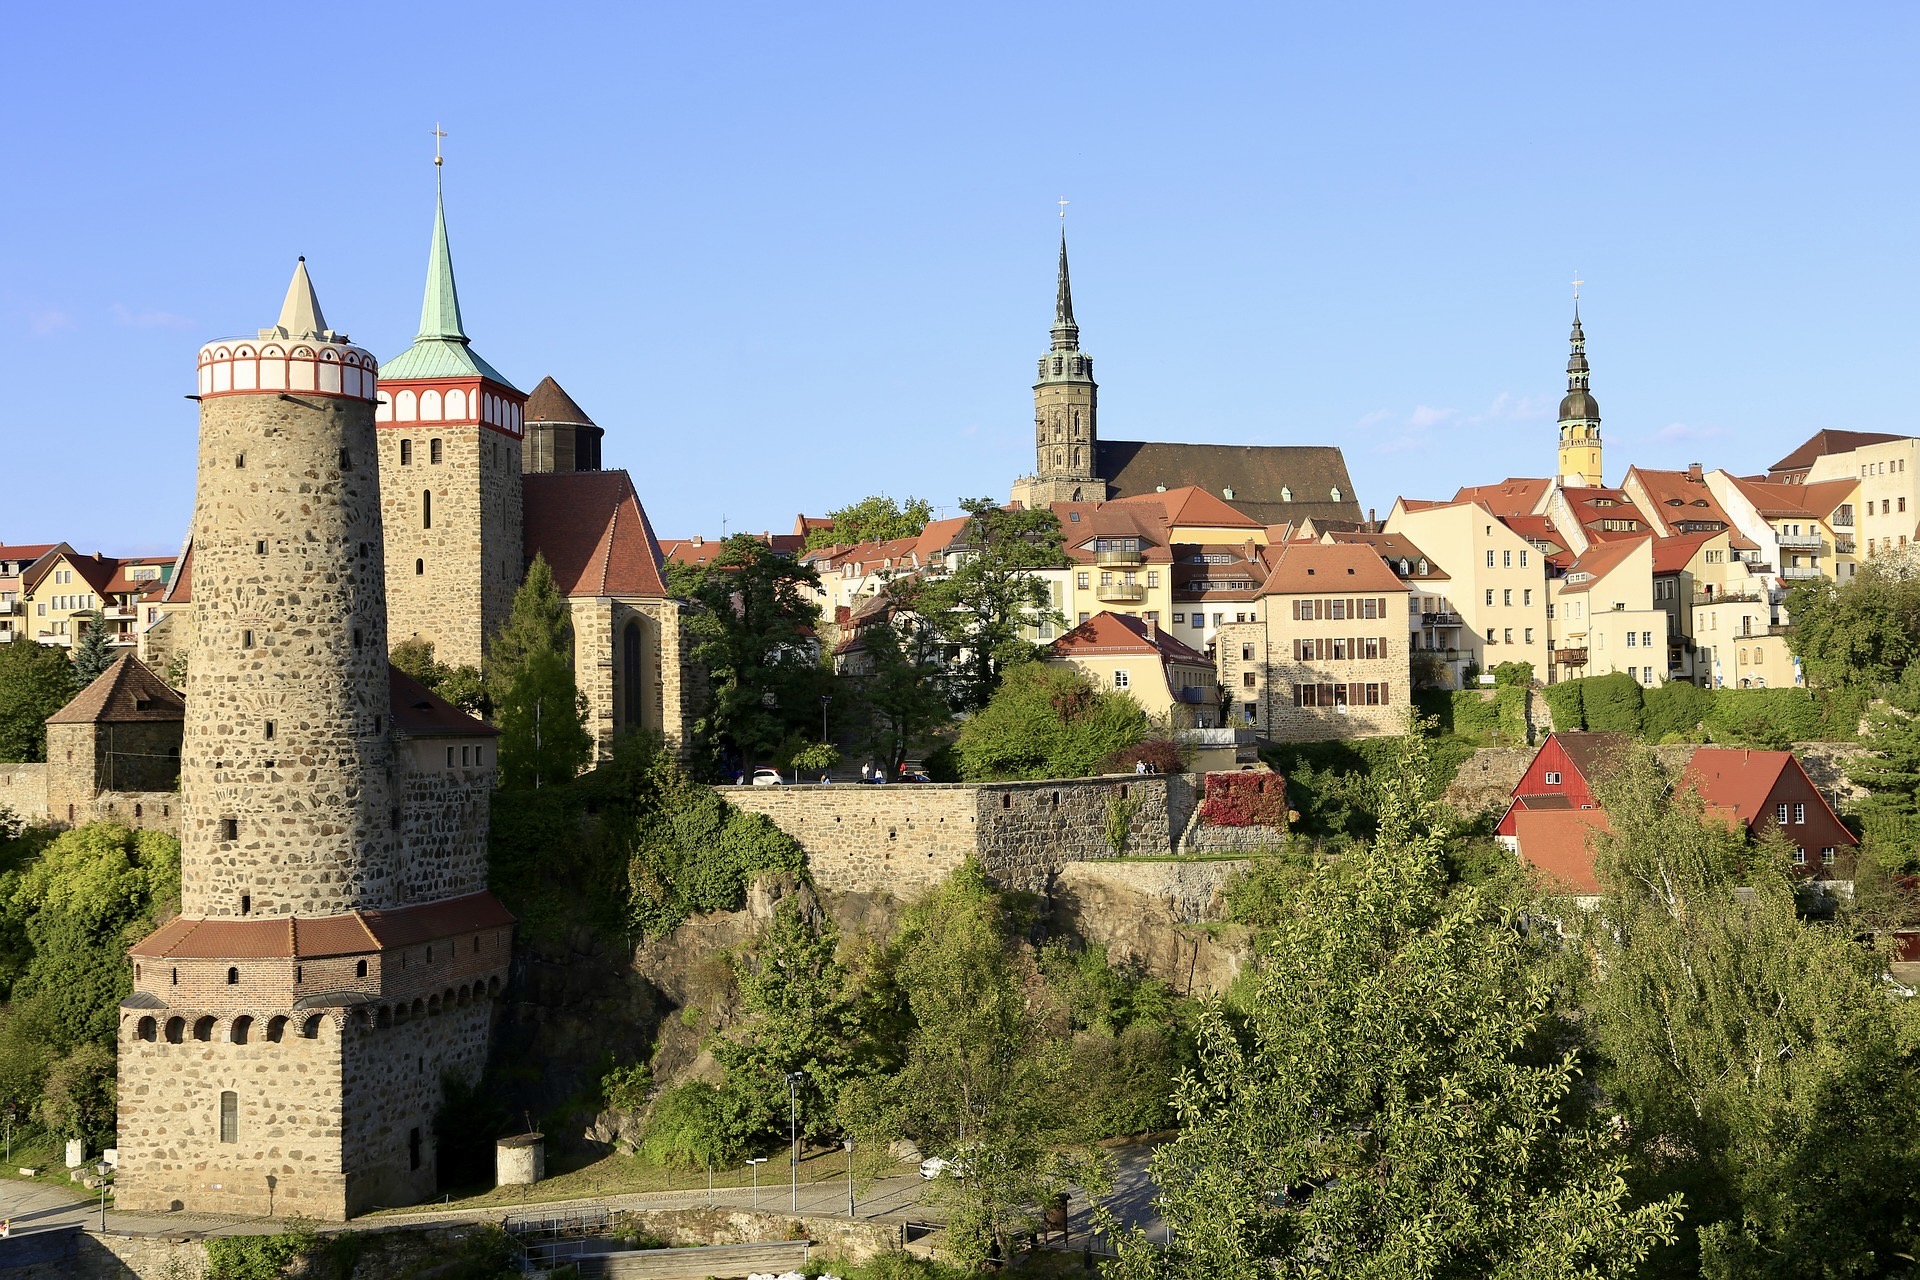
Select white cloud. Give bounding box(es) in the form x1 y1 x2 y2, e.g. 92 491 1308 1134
29 309 72 335
111 303 194 330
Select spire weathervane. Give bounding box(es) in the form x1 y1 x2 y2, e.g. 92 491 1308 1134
432 123 447 168
1057 195 1069 221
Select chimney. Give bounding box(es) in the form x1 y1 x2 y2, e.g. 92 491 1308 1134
1145 616 1158 641
1368 507 1377 531
1687 463 1703 482
690 534 703 547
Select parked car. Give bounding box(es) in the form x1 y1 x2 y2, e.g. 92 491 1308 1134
750 768 784 786
919 1155 964 1180
899 771 933 783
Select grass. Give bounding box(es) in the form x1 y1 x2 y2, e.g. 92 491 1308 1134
0 1124 93 1198
371 1144 914 1218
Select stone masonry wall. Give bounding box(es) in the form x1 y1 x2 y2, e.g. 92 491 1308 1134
183 391 398 918
726 776 1174 896
45 722 180 833
0 765 47 825
342 1001 493 1216
393 739 492 906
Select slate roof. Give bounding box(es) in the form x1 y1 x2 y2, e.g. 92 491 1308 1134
46 654 183 724
1515 807 1611 896
523 470 669 598
130 892 516 960
524 376 596 426
389 667 495 738
1768 429 1908 477
1095 440 1360 526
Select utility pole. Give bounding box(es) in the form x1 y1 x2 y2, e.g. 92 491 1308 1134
787 1072 803 1212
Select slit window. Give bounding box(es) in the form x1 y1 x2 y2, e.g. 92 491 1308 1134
422 491 432 529
219 1091 238 1144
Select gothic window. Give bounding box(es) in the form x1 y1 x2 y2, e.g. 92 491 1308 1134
1055 450 1064 469
623 619 645 729
1072 447 1082 469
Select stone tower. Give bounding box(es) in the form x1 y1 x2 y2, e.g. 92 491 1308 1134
1557 306 1603 488
377 166 525 670
1013 230 1106 508
522 375 604 473
118 262 512 1221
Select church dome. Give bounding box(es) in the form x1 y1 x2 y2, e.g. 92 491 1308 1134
1559 389 1600 422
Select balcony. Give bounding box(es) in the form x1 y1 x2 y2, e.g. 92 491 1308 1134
1835 541 1857 555
1776 533 1825 550
1094 548 1145 568
1553 647 1589 666
1422 611 1460 626
101 606 137 621
1781 565 1825 580
1693 588 1766 606
1097 582 1147 603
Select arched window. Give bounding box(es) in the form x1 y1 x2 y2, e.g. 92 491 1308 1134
623 619 645 729
299 1015 323 1039
230 1015 252 1045
356 959 367 978
415 558 424 576
266 1016 287 1042
420 389 443 421
164 1017 184 1044
226 966 239 985
136 1016 157 1042
192 1016 215 1041
422 491 432 529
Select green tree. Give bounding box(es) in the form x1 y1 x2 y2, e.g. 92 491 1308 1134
804 494 935 550
850 614 950 773
952 663 1148 780
669 534 824 772
495 649 591 790
70 610 114 685
1579 750 1920 1278
1849 663 1920 854
391 637 487 715
1787 551 1920 692
486 554 572 708
0 640 78 763
1109 735 1680 1280
38 1041 115 1148
890 497 1065 709
638 1081 756 1172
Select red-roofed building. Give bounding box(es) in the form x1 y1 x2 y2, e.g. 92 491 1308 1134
523 469 690 760
1678 748 1857 879
1514 807 1611 903
1214 543 1412 740
1769 429 1907 484
1048 611 1219 726
1705 470 1861 587
0 542 58 647
1496 731 1629 841
1453 478 1552 519
1384 500 1552 688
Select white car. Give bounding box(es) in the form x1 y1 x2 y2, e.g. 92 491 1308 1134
920 1155 966 1179
750 768 784 786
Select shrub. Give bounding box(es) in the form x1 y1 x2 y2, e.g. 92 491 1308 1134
1491 661 1534 688
1543 679 1585 732
1580 672 1646 734
206 1225 320 1280
602 1061 654 1113
953 663 1149 780
1641 680 1713 739
1197 772 1289 827
1100 738 1186 775
1706 687 1822 748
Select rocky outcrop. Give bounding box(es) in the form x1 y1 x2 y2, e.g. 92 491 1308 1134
1052 860 1254 996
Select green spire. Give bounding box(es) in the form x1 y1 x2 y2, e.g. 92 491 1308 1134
416 171 467 343
1050 227 1080 352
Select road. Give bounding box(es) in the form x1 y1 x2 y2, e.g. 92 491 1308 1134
0 1142 1166 1245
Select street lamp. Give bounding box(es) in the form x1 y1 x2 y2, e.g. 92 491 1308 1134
786 1072 803 1212
747 1157 768 1209
820 694 832 745
95 1160 110 1232
843 1138 855 1219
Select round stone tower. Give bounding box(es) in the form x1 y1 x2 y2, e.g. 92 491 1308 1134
181 259 398 918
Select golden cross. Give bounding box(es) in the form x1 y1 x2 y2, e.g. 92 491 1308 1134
1057 196 1070 220
432 123 447 167
1572 271 1583 300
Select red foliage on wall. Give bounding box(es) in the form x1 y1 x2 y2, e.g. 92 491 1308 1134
1197 771 1289 828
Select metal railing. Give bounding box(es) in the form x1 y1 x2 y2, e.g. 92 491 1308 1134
1094 548 1145 567
1781 566 1825 580
1775 533 1826 549
1097 583 1147 603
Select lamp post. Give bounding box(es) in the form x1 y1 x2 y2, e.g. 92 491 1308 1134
95 1161 110 1232
820 694 832 745
786 1072 803 1212
747 1157 768 1209
843 1138 855 1219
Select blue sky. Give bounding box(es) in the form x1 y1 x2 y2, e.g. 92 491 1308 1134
5 3 1916 554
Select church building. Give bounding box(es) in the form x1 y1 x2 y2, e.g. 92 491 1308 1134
1011 230 1362 529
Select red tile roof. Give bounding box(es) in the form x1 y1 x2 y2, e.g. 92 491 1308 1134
1650 530 1720 575
1325 531 1450 580
130 892 515 959
47 654 183 724
389 666 496 738
1558 536 1649 593
1106 486 1264 531
1515 807 1611 896
1050 611 1211 664
523 375 596 426
1724 475 1858 520
1259 542 1410 596
523 470 668 598
162 538 193 604
0 544 57 570
1674 748 1856 847
1768 429 1908 476
1454 478 1551 518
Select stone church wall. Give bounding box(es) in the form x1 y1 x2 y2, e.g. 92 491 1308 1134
575 597 695 763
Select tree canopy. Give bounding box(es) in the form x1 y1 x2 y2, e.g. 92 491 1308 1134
70 611 114 685
390 637 487 715
486 554 573 709
803 494 935 550
1786 550 1920 693
0 641 77 763
492 561 591 789
953 662 1148 780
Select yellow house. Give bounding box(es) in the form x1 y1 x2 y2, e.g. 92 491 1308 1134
1384 499 1551 683
21 548 118 649
1048 611 1219 728
1053 502 1177 630
1549 537 1669 687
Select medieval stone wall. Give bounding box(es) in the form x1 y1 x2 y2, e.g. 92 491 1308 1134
87 792 180 834
45 722 180 833
182 392 398 918
341 1001 493 1216
379 425 523 672
0 765 47 825
393 739 492 906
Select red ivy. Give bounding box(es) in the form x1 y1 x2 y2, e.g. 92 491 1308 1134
1197 771 1289 828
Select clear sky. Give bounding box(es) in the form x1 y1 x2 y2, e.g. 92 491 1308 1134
5 3 1916 555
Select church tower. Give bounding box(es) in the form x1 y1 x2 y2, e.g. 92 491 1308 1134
1557 306 1603 488
1013 230 1105 507
118 262 512 1221
377 159 525 670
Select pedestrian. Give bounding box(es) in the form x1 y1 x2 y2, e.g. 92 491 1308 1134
820 773 832 785
861 762 872 782
1135 758 1148 775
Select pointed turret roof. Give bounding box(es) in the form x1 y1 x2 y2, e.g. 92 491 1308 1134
524 376 596 426
1559 306 1599 423
278 257 327 338
382 172 518 389
1050 229 1079 351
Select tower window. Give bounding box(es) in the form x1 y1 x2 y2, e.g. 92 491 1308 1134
235 453 246 469
430 439 443 464
243 630 254 648
422 491 432 529
415 558 424 576
373 715 383 734
263 721 274 740
353 628 363 649
219 1091 238 1144
408 1127 422 1171
240 893 251 915
256 539 267 555
401 439 412 465
226 967 239 985
356 959 368 978
339 447 352 470
221 817 238 842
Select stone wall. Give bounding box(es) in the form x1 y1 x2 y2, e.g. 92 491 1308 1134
393 739 492 906
1441 746 1535 821
0 765 47 824
341 1002 493 1216
1792 741 1871 808
725 775 1176 896
571 597 695 763
1218 596 1415 743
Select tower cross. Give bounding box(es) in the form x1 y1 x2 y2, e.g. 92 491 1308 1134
1571 271 1583 301
432 123 447 167
1057 196 1069 220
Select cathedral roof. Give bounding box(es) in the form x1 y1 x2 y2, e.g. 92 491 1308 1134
524 376 597 426
47 654 183 724
523 470 669 598
382 179 519 390
1095 440 1360 526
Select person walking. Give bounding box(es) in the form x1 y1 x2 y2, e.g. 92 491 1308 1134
861 762 872 782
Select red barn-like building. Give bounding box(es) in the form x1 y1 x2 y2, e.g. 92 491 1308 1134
1679 749 1858 878
1495 731 1629 840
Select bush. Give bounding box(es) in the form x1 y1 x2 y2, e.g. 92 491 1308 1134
1543 679 1585 732
1580 672 1645 734
1100 738 1186 775
1706 688 1822 748
638 1081 753 1170
1491 661 1534 688
602 1061 654 1113
206 1225 320 1280
1642 681 1713 739
953 663 1150 780
1450 690 1499 741
1197 772 1289 827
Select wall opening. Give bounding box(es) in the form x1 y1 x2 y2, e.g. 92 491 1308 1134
408 1127 422 1171
219 1091 238 1144
230 1016 252 1045
622 619 645 729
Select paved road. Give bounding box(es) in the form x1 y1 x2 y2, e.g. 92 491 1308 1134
0 1142 1165 1245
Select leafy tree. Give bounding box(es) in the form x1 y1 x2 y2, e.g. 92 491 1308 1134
1703 687 1822 748
1848 663 1920 853
1543 677 1585 732
1578 750 1920 1278
38 1041 115 1148
804 494 935 550
848 614 950 773
70 610 114 685
0 640 77 763
711 899 868 1145
1109 735 1680 1280
638 1081 755 1172
668 534 824 773
784 741 840 780
1787 550 1920 692
391 637 487 715
890 497 1065 709
494 648 591 790
952 663 1147 780
1581 670 1646 733
486 554 572 708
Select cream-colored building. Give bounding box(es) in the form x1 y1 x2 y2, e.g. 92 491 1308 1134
1694 591 1798 689
1705 472 1859 586
1549 537 1669 687
1805 435 1919 563
1385 499 1550 682
1048 611 1219 728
